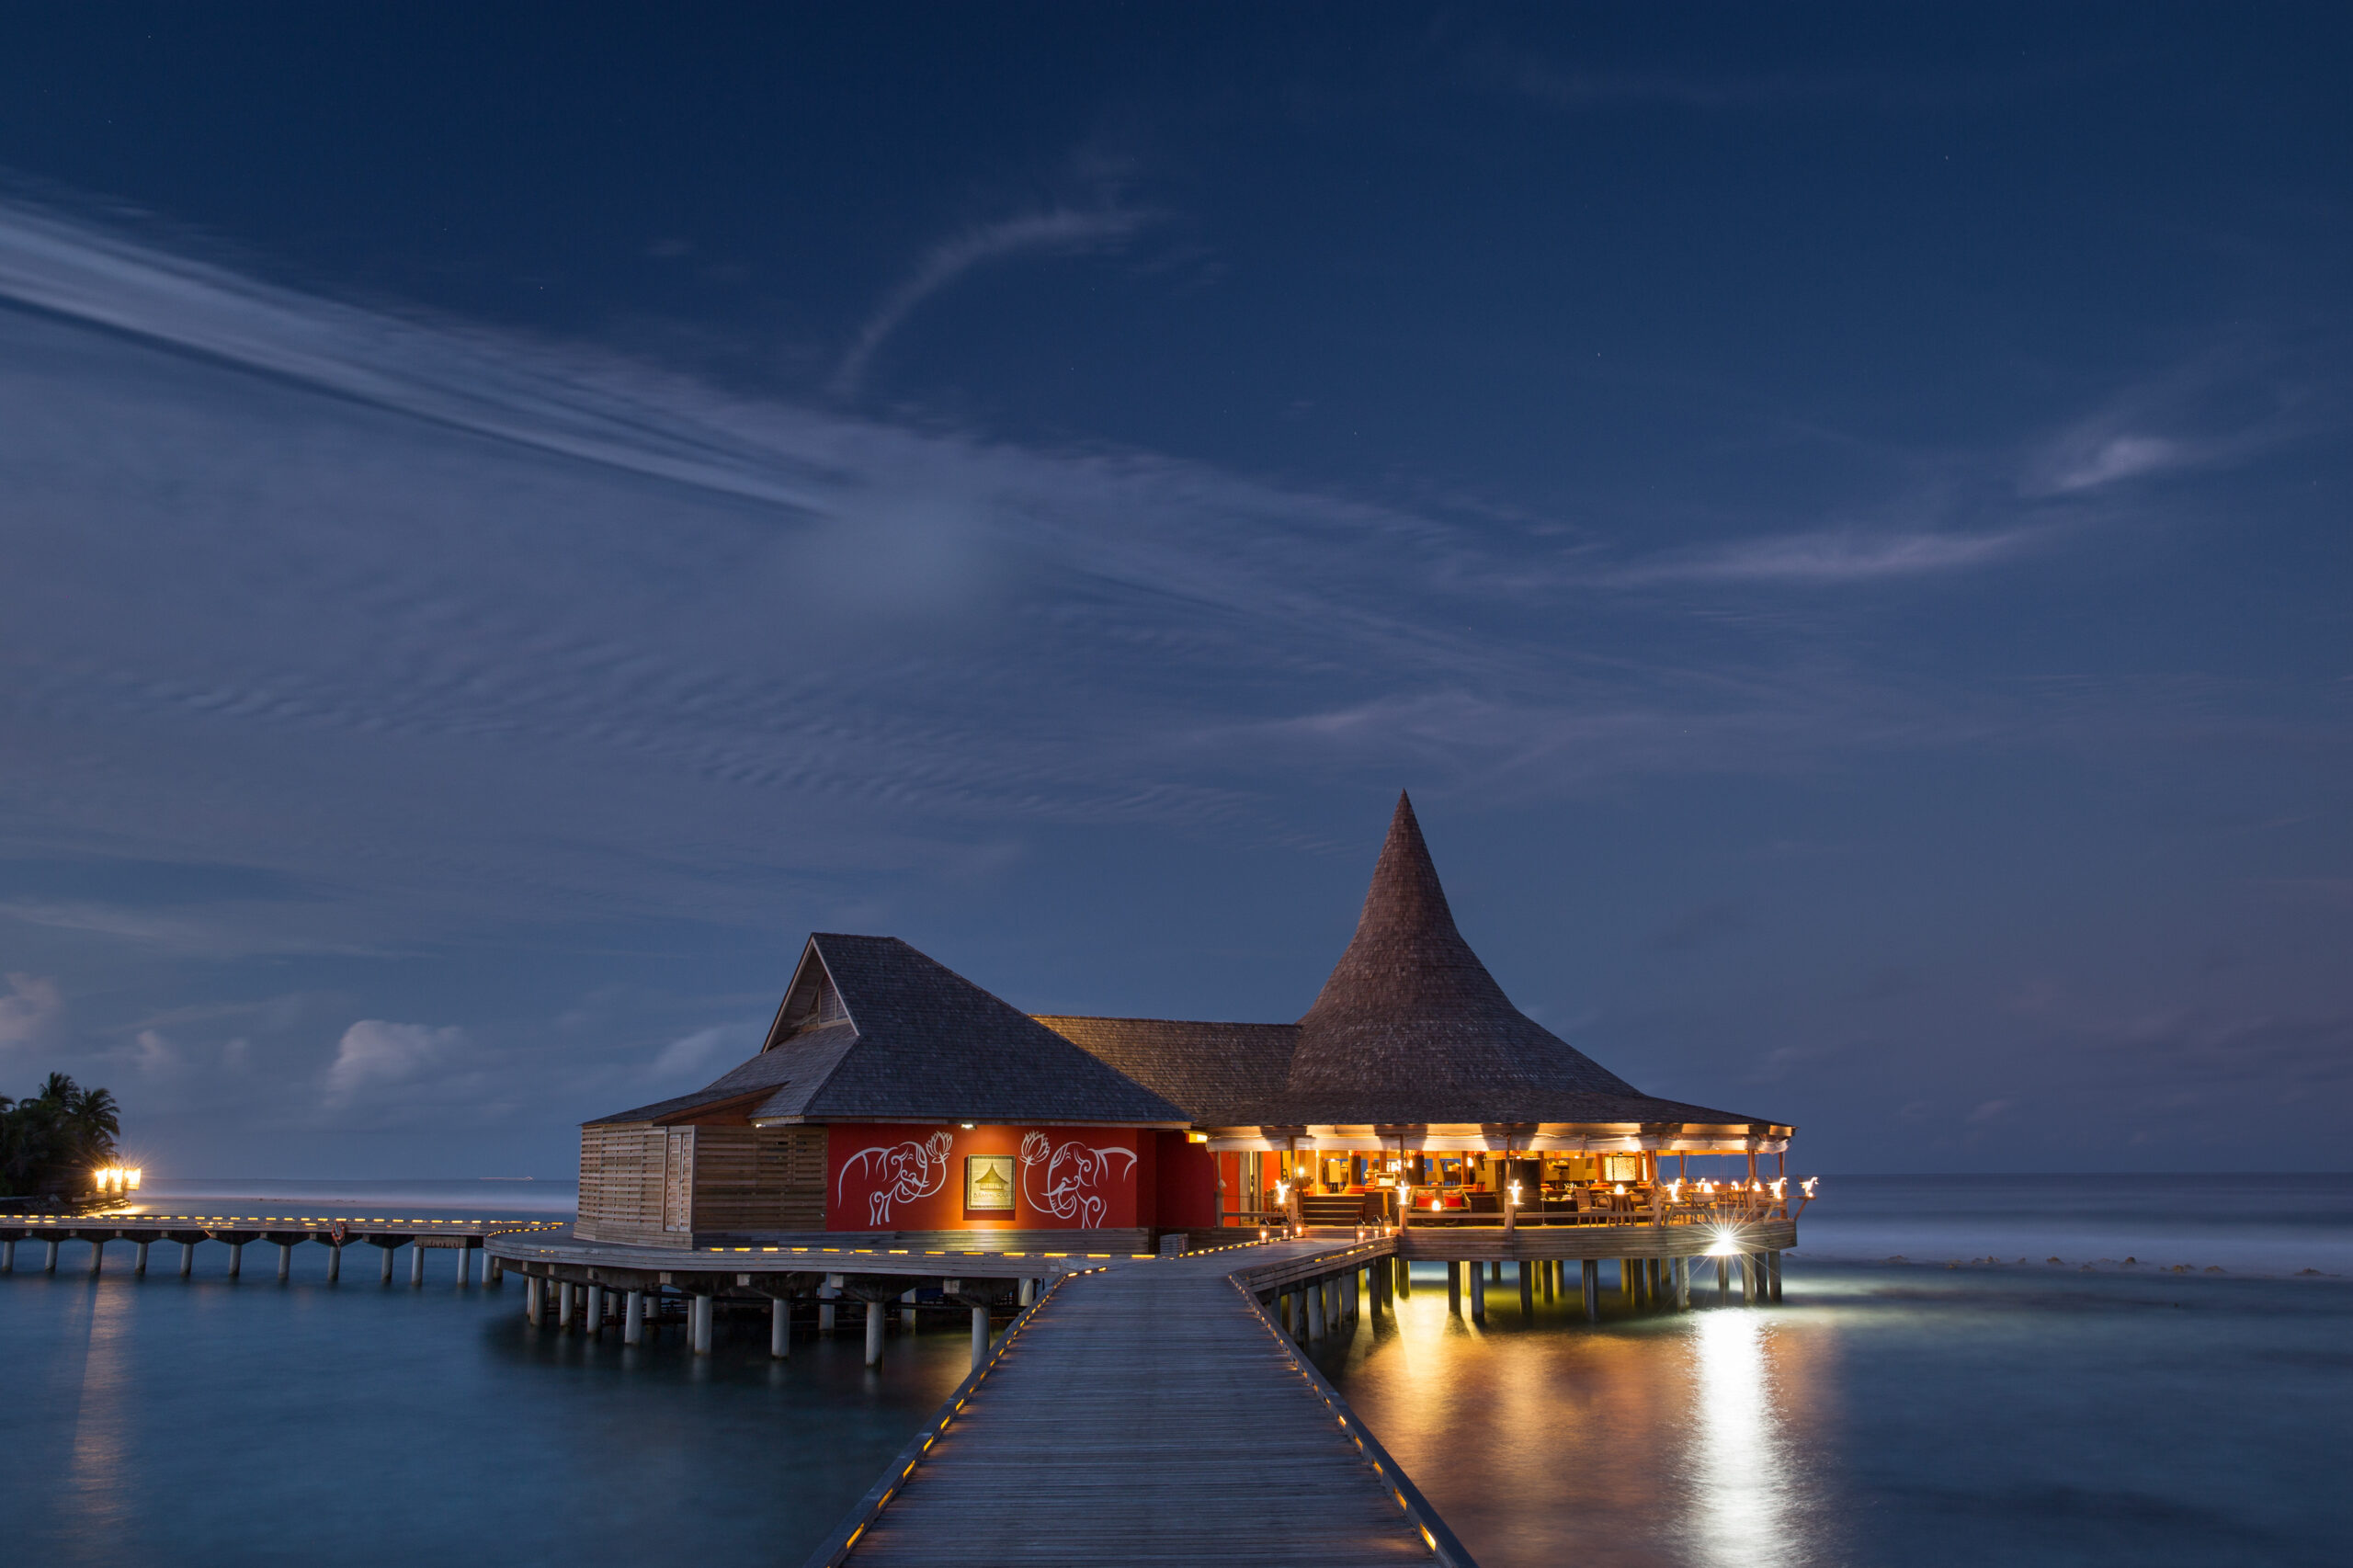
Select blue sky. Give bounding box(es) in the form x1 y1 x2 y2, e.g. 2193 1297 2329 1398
0 6 2346 1176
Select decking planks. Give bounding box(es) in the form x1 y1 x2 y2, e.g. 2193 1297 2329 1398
842 1244 1433 1567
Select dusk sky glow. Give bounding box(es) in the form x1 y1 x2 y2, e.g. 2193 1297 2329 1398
0 6 2346 1177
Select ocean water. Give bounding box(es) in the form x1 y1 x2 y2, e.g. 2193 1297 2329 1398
6 1175 2348 1567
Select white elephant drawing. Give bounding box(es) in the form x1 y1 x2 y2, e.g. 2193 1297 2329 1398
836 1130 955 1226
1018 1131 1136 1228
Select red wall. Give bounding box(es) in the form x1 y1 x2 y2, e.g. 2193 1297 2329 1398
824 1124 1143 1231
1154 1131 1220 1229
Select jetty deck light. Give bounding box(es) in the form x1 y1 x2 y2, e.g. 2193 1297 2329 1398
1706 1229 1745 1256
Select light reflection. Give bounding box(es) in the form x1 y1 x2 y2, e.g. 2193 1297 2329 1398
1688 1311 1793 1568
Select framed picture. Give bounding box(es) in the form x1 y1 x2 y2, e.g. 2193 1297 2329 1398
964 1153 1015 1213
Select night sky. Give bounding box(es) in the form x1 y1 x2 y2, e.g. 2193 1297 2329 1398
1 6 2346 1177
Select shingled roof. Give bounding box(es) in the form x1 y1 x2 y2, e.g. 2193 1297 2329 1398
1029 1017 1298 1124
1277 792 1769 1127
585 934 1189 1128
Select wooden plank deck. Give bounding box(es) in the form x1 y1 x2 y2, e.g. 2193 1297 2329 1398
830 1242 1452 1568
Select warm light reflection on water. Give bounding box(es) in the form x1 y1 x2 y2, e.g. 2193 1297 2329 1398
1315 1266 1841 1568
1685 1311 1794 1568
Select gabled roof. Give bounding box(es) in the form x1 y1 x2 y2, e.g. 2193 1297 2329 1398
1029 1017 1298 1125
585 934 1189 1129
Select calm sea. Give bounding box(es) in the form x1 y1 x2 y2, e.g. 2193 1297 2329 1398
6 1176 2348 1567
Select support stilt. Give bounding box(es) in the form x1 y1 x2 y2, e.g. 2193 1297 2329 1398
901 1287 918 1335
1675 1256 1690 1310
772 1297 791 1358
1768 1251 1783 1302
971 1305 990 1370
1307 1278 1327 1339
1518 1259 1534 1316
1470 1260 1486 1322
864 1300 885 1367
1018 1276 1036 1307
180 1240 194 1278
1489 1260 1503 1283
624 1290 644 1345
819 1275 840 1334
410 1244 425 1287
585 1284 605 1337
45 1237 61 1272
1741 1254 1757 1305
692 1293 714 1356
277 1243 291 1282
526 1275 543 1324
326 1244 340 1282
1447 1261 1462 1316
227 1242 243 1278
1395 1256 1411 1298
89 1238 106 1275
136 1240 150 1276
380 1245 393 1284
558 1279 575 1330
1717 1255 1731 1305
1 1237 13 1273
1582 1258 1599 1321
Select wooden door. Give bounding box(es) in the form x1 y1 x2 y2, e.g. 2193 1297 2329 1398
662 1129 695 1232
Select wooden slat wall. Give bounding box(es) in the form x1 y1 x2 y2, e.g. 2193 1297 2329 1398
690 1127 827 1233
576 1123 670 1244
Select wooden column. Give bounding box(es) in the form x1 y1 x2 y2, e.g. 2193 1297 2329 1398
772 1298 791 1358
180 1240 195 1278
1306 1278 1326 1339
819 1274 840 1333
1469 1260 1486 1322
1581 1258 1599 1321
88 1238 105 1275
864 1299 885 1367
558 1279 575 1330
1741 1254 1757 1305
135 1240 150 1276
585 1284 606 1337
692 1293 714 1356
325 1244 340 1282
971 1305 990 1370
378 1245 392 1284
525 1275 543 1324
1518 1260 1534 1316
409 1243 425 1287
1395 1256 1411 1298
1768 1251 1783 1302
0 1238 12 1272
44 1238 60 1272
901 1287 918 1335
623 1290 644 1345
1446 1261 1462 1316
276 1243 291 1282
1717 1255 1731 1305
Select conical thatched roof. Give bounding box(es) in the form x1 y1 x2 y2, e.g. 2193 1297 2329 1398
1282 793 1658 1123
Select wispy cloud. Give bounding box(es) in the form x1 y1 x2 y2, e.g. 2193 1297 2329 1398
322 1019 466 1109
1598 528 2035 586
831 207 1157 399
0 973 63 1053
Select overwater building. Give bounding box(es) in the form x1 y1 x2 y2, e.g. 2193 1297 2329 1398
576 794 1794 1251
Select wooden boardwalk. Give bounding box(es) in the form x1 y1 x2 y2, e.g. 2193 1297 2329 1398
822 1242 1460 1568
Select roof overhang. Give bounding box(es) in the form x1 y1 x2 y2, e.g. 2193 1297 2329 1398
1198 1122 1791 1153
750 1114 1190 1131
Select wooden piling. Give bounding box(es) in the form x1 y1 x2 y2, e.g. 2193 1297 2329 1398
864 1299 886 1366
624 1289 644 1345
409 1243 425 1287
1768 1251 1783 1302
326 1244 340 1282
901 1287 918 1335
585 1284 605 1337
1469 1259 1486 1322
1446 1260 1461 1316
44 1238 60 1272
772 1297 791 1358
1 1238 13 1273
227 1241 242 1278
1716 1255 1730 1305
1518 1259 1534 1316
526 1274 543 1324
820 1274 840 1333
89 1238 105 1275
1306 1278 1326 1339
277 1243 291 1282
558 1279 575 1330
693 1293 714 1356
179 1241 194 1278
1582 1258 1599 1321
135 1240 150 1275
970 1304 989 1370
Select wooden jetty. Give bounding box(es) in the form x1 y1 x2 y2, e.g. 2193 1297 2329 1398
0 1212 563 1283
807 1237 1471 1568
